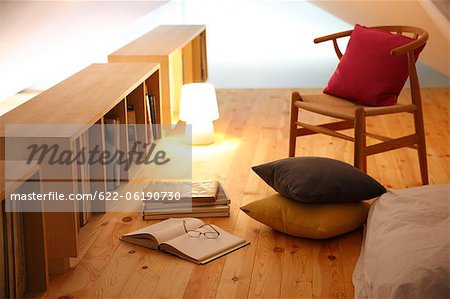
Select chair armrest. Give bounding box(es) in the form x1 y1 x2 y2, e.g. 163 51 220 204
314 30 353 59
313 30 353 44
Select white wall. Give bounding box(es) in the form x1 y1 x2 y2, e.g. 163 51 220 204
0 0 180 102
182 0 350 88
181 0 449 88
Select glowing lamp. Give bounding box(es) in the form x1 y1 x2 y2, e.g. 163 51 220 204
179 83 219 145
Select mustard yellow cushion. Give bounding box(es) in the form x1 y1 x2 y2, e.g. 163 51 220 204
240 193 371 239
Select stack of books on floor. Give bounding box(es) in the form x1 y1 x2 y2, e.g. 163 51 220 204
142 181 230 220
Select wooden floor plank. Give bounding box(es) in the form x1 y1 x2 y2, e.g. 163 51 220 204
248 114 288 299
312 238 348 299
214 91 278 298
47 212 141 297
280 236 314 299
248 226 284 299
340 228 364 298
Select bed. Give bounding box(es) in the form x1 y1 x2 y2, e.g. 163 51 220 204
353 184 450 298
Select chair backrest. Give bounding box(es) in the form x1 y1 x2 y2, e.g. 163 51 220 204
315 25 429 107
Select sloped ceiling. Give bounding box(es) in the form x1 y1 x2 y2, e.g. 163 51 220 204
432 0 450 20
310 0 450 76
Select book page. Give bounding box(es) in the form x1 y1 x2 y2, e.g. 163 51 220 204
161 225 246 262
123 218 204 244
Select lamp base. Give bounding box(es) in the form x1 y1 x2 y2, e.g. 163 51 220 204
185 121 215 145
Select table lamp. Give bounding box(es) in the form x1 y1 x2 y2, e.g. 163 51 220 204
179 83 219 145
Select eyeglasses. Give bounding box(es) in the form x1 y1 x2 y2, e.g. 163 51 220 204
183 220 220 239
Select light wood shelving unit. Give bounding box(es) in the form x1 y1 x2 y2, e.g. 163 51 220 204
0 24 207 291
0 62 161 275
108 25 208 124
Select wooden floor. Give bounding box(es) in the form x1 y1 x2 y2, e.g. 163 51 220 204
46 88 449 299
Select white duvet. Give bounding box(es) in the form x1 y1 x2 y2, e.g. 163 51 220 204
353 184 450 299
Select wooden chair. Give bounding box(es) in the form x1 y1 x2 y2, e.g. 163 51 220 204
289 26 429 185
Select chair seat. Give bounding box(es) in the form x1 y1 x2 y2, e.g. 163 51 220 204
295 93 417 120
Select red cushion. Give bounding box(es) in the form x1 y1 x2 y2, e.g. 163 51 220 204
324 24 424 106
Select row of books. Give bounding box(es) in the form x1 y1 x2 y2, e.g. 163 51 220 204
74 91 162 224
142 181 230 220
106 92 160 192
73 118 121 228
127 94 161 151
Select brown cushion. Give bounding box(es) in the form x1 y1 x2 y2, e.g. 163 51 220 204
252 157 386 203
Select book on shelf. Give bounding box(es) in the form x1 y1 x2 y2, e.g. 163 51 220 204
147 94 160 139
75 137 84 227
12 206 26 296
127 104 138 146
145 94 157 141
127 104 136 123
128 124 137 147
104 117 121 190
5 206 15 297
2 201 27 298
0 201 4 299
82 132 92 223
76 132 91 226
121 218 249 264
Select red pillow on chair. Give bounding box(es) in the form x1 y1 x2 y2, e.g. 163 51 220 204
324 24 424 106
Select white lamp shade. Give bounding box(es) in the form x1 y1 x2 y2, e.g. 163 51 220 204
179 83 219 122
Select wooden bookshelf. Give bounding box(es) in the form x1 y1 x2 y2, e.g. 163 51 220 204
0 62 161 274
108 25 208 124
1 161 48 298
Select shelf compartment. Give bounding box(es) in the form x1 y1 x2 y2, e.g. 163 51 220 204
108 25 208 125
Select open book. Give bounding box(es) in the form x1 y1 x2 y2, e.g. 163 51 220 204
121 218 249 264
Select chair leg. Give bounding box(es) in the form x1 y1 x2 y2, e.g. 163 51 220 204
354 108 367 172
414 108 429 185
289 92 301 157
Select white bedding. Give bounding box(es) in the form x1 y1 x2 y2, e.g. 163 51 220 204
353 184 450 299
